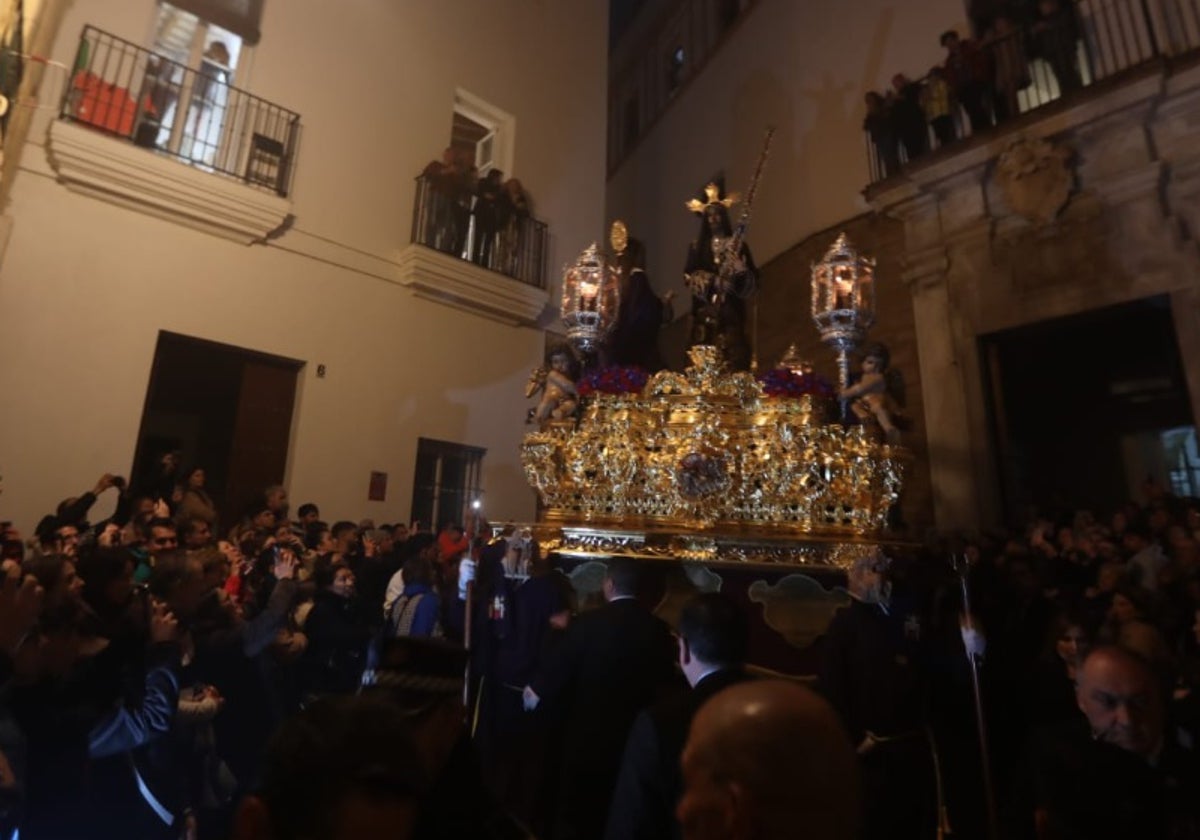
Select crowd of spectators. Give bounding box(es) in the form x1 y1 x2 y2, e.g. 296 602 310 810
2 456 1199 838
832 479 1200 837
0 462 549 838
864 0 1084 178
419 147 532 276
954 484 1200 837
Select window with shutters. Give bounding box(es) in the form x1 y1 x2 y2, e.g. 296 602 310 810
410 438 486 532
147 1 254 166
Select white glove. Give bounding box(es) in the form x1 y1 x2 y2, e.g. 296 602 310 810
458 559 476 600
960 624 986 660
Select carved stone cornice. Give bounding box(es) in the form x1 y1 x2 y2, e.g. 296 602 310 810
1157 60 1200 114
875 190 938 221
942 218 993 250
863 177 924 214
1167 153 1200 185
395 242 548 327
1025 66 1164 137
1164 157 1200 231
1087 160 1165 205
46 120 291 244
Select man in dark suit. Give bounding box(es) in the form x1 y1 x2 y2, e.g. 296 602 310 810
819 550 932 840
525 559 677 840
1016 645 1200 838
604 592 750 840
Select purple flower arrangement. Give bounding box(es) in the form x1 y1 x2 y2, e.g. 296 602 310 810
577 366 650 397
758 367 835 399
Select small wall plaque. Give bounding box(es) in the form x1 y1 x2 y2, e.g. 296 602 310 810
368 471 387 501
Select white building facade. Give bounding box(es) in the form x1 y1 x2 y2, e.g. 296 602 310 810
0 0 608 533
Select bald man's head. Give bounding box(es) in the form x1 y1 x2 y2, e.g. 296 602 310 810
1076 645 1165 759
678 680 860 840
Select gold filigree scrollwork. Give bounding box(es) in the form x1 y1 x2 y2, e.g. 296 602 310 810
517 345 908 539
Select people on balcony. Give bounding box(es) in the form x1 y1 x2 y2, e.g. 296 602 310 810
416 149 541 282
890 74 929 163
496 178 530 277
863 91 900 177
472 169 505 268
989 14 1032 122
941 29 995 133
451 150 477 258
866 7 1094 182
1032 0 1082 96
421 148 459 254
921 67 956 148
183 41 233 161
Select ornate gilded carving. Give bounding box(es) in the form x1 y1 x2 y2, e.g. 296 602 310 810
533 523 900 570
520 345 907 542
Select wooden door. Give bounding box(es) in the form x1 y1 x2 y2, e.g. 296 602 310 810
222 358 298 526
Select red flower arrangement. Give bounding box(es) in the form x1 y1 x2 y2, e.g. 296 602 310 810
577 365 650 397
757 367 835 399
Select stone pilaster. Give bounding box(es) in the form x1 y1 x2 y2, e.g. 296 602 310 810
902 245 991 532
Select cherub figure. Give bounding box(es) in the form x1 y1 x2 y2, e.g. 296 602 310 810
526 346 579 425
840 342 906 443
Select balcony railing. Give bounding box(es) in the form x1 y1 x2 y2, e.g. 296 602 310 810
410 173 548 289
60 26 300 198
864 0 1200 184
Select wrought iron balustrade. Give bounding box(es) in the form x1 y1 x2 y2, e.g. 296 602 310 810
864 0 1200 184
60 25 300 197
410 172 548 290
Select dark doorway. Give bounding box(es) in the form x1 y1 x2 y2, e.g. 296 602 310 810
981 296 1195 524
130 332 302 530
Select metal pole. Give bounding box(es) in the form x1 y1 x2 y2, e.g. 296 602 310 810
957 556 998 840
925 725 953 840
463 578 474 711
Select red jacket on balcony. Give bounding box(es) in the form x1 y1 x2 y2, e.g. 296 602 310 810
70 71 157 136
943 36 993 90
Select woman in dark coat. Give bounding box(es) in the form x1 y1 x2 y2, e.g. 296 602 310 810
300 558 370 699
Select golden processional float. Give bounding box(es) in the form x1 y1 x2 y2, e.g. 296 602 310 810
520 137 909 571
